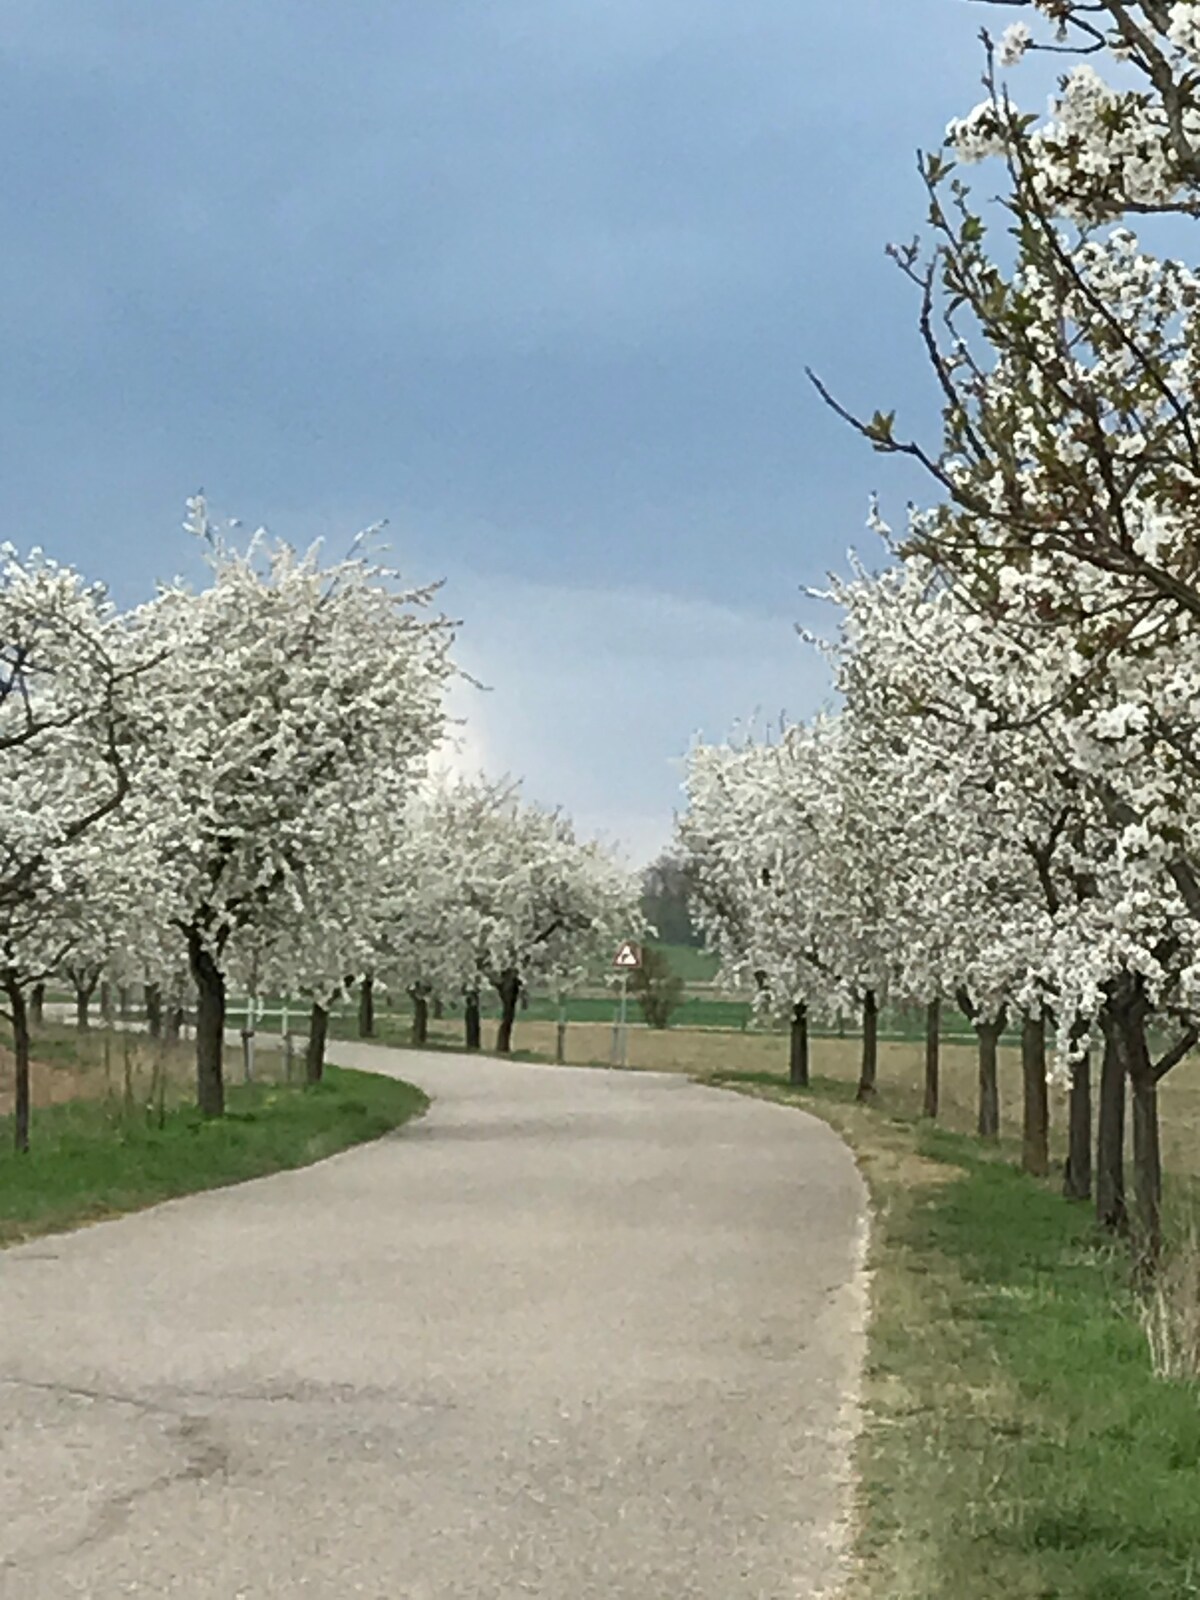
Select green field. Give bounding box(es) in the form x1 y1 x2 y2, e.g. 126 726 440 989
646 942 720 982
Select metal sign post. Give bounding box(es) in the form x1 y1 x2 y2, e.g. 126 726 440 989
556 989 568 1065
610 942 642 1068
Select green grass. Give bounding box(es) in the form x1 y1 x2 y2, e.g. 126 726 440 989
716 1073 1200 1598
0 1065 427 1247
646 941 720 982
866 1143 1193 1597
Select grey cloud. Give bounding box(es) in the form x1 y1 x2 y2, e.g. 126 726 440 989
444 574 833 863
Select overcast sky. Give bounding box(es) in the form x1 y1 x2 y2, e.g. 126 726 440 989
3 0 1003 860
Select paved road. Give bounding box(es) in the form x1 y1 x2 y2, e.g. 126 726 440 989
0 1047 867 1599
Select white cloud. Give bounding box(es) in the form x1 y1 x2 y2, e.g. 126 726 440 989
441 573 832 865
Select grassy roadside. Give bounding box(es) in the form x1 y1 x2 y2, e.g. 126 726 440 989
711 1070 1200 1600
0 1065 428 1248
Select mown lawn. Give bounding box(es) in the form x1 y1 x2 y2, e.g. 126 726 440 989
0 1065 427 1247
713 1070 1200 1599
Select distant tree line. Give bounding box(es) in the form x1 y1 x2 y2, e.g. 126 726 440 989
640 852 701 948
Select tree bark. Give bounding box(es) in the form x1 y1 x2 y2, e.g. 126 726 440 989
358 975 375 1039
1130 1064 1163 1277
1102 982 1160 1266
976 1016 1004 1140
29 982 45 1030
306 1002 329 1085
464 990 482 1051
856 990 879 1103
789 1001 810 1088
144 982 163 1039
410 988 429 1048
495 972 520 1055
1021 1012 1050 1177
923 997 940 1120
5 976 31 1154
187 931 226 1118
1096 1018 1128 1234
74 978 96 1032
1064 1051 1093 1202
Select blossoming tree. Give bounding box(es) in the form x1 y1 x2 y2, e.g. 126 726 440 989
141 500 455 1117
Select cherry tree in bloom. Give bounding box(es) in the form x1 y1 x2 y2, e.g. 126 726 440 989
140 499 455 1117
367 782 497 1049
680 731 831 1088
805 0 1200 1260
813 2 1200 634
0 550 154 1149
959 2 1200 223
391 776 642 1055
827 549 1200 1252
680 718 897 1099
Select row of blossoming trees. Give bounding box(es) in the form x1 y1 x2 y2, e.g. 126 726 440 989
1 499 639 1152
679 0 1200 1267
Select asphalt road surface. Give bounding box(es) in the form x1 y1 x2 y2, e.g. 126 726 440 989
0 1047 867 1599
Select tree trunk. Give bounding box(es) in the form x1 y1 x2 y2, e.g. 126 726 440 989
923 997 940 1120
1130 1064 1162 1276
187 932 226 1118
165 1005 184 1045
5 976 31 1154
789 1001 809 1088
410 988 429 1048
74 981 94 1032
99 980 113 1026
145 982 163 1039
358 975 375 1039
306 1002 329 1085
29 983 45 1030
495 972 520 1055
976 1017 1003 1140
1101 983 1161 1267
1121 1014 1162 1274
464 990 481 1051
1021 1012 1050 1177
856 990 878 1103
1064 1051 1093 1202
1096 1019 1128 1234
432 995 445 1020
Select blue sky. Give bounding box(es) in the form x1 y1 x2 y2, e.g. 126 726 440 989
3 0 1004 859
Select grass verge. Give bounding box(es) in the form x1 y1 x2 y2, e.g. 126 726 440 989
710 1069 1200 1600
0 1065 428 1248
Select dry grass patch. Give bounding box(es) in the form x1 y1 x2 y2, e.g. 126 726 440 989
0 1023 254 1123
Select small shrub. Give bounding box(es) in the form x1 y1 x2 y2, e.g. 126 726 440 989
629 948 685 1030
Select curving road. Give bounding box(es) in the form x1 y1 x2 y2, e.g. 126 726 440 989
0 1047 867 1599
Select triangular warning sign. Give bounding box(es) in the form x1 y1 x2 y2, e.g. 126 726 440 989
613 941 642 970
